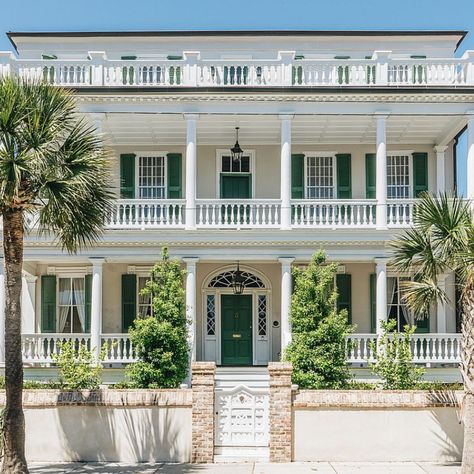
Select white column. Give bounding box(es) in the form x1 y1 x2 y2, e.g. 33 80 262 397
185 114 198 230
89 258 105 362
376 114 388 229
375 258 388 337
0 260 5 366
437 273 448 333
280 115 293 230
183 257 199 362
434 145 448 195
467 116 474 199
279 257 295 352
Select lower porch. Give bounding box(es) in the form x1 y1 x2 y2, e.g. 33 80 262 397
8 258 461 371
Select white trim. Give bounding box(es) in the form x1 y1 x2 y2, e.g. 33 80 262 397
215 149 256 199
134 151 168 199
47 266 91 276
303 152 338 200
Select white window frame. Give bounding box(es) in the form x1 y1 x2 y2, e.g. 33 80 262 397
303 152 337 200
215 149 256 198
134 151 168 200
386 150 414 200
56 275 87 334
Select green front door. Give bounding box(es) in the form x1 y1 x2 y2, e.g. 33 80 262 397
221 294 253 366
220 175 251 199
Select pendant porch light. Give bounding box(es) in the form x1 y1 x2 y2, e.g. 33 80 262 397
232 262 245 295
230 127 244 163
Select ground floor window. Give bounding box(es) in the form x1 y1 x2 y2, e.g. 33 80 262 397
387 276 418 331
58 277 86 333
138 276 153 318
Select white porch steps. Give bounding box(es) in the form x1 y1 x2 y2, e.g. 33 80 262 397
214 367 270 463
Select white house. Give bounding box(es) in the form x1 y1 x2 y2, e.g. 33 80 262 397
0 29 472 377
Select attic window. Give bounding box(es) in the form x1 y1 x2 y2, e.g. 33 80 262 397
42 54 57 60
121 55 137 60
167 55 183 60
334 56 350 60
295 55 305 60
410 55 427 59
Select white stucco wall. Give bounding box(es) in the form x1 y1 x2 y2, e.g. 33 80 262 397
293 406 463 462
24 405 191 462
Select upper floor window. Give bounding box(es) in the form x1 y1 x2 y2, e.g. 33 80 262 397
305 155 335 199
387 154 411 199
138 155 166 199
58 277 86 333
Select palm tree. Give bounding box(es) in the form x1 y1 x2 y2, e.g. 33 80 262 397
390 193 474 473
0 77 113 473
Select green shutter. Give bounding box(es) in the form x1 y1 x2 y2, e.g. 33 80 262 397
336 274 352 324
370 273 376 333
167 153 182 198
413 152 428 197
122 274 137 332
84 274 92 333
336 154 352 199
291 154 305 199
41 275 56 333
120 154 136 198
365 153 376 199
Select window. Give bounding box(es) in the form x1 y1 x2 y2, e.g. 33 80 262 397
58 277 86 333
206 294 216 336
306 155 335 199
221 154 250 173
387 276 413 331
138 155 166 199
387 155 410 199
257 294 267 337
138 276 153 318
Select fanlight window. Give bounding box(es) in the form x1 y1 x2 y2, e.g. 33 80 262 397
208 271 265 289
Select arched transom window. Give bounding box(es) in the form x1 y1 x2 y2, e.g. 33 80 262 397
208 271 265 289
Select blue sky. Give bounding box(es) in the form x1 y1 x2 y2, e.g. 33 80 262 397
1 0 473 193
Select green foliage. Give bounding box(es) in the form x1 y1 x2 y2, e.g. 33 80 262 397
369 320 425 390
127 248 189 388
284 250 354 389
52 341 102 390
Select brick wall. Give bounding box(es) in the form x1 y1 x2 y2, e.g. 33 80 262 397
191 361 216 463
268 361 293 463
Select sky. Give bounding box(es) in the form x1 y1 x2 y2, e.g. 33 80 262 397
1 0 473 194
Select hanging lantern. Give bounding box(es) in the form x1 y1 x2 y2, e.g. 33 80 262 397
232 262 245 295
230 127 244 163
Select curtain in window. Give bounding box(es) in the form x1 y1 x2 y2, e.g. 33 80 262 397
73 278 86 332
58 278 71 332
386 277 397 319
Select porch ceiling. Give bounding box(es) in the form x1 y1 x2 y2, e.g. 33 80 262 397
99 113 465 146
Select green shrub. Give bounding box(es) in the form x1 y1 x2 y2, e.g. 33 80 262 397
369 320 425 389
284 250 354 389
53 341 102 390
126 248 189 388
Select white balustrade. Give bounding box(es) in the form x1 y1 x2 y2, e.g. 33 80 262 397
291 200 376 227
4 57 471 87
196 200 281 228
101 334 136 363
387 199 416 227
21 333 91 363
347 333 461 365
107 199 185 229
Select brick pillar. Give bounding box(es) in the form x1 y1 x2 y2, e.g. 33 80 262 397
268 362 293 463
191 362 215 463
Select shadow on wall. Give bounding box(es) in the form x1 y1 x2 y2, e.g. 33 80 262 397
428 391 463 461
28 392 192 463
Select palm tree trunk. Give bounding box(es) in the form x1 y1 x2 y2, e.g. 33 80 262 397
461 286 474 474
1 208 28 473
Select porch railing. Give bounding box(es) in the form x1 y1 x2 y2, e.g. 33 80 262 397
2 54 473 88
21 333 461 365
347 333 462 364
195 199 281 228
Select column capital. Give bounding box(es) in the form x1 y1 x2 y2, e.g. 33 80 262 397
183 257 199 266
374 112 390 120
87 51 107 61
279 114 294 121
374 257 389 267
183 113 199 121
183 51 200 61
23 274 38 284
434 145 448 153
279 257 295 266
89 257 106 267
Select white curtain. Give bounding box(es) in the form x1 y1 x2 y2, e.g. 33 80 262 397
73 278 86 332
58 279 71 332
401 304 416 326
386 277 397 319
